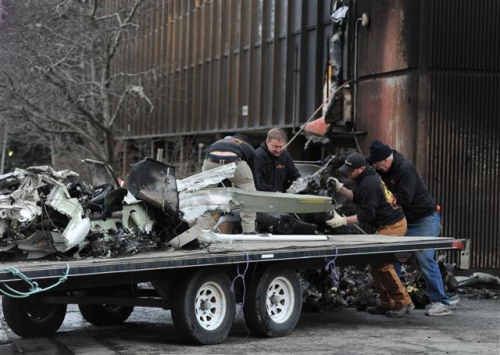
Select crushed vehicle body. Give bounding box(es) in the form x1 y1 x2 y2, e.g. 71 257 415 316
0 160 161 260
0 157 341 261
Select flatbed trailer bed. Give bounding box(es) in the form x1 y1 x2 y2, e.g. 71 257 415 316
0 234 465 345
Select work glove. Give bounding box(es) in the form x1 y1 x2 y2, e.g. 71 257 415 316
326 210 347 229
327 177 344 192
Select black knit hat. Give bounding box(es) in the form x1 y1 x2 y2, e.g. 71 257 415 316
338 153 367 175
368 140 392 163
233 133 250 143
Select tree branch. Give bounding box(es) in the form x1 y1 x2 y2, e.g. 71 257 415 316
50 39 80 71
107 0 144 60
40 24 73 43
20 108 106 160
90 0 98 19
40 66 108 131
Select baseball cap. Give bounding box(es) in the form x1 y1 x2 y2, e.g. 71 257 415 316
338 153 367 175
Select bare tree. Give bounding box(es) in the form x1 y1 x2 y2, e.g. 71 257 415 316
0 0 156 170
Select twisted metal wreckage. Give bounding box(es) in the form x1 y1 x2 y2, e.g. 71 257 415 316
0 158 338 261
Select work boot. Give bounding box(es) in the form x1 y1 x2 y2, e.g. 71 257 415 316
386 302 415 317
366 305 391 315
425 302 451 316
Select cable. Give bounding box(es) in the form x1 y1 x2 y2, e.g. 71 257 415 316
325 245 339 288
0 263 70 298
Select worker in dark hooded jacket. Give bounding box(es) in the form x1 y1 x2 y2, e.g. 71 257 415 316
255 128 300 192
326 153 414 317
368 140 451 316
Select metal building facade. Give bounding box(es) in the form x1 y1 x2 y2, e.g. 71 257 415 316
424 0 499 269
113 0 499 270
115 0 333 142
353 0 499 270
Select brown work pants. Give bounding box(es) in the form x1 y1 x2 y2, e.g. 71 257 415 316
371 218 412 309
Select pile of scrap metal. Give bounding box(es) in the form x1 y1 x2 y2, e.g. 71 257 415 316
299 259 468 311
447 270 500 301
300 252 500 311
0 157 231 261
300 266 379 311
0 157 345 261
0 160 163 261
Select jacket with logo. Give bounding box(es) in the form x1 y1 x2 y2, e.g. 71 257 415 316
255 141 300 192
353 165 405 228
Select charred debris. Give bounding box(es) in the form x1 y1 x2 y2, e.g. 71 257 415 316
0 156 348 261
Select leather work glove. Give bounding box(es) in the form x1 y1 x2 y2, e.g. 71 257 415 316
327 177 344 192
326 210 347 229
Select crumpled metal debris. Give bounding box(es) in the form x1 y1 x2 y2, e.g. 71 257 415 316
0 166 78 222
455 285 499 300
177 163 237 192
0 160 158 260
300 266 378 311
78 229 158 259
45 184 91 251
453 272 500 288
4 157 336 260
300 259 499 312
452 272 500 301
127 158 179 217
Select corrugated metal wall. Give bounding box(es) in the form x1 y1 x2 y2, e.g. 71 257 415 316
424 0 500 268
350 0 499 269
353 0 420 156
113 0 333 141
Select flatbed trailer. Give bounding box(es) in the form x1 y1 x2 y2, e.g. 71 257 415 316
0 234 465 345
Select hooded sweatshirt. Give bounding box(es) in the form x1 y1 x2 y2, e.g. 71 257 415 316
353 165 405 228
376 151 437 223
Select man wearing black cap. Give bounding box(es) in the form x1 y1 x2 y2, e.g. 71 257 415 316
326 153 414 317
203 134 258 234
368 140 451 316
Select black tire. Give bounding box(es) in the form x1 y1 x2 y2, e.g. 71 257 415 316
78 304 134 326
244 264 302 337
2 296 67 337
171 268 236 345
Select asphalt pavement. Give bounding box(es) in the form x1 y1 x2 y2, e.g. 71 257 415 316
0 297 499 355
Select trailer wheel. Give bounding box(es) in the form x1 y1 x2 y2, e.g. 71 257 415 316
78 304 134 326
2 296 67 337
171 268 236 345
244 264 302 337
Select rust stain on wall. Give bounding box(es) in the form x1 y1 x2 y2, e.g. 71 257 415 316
357 0 419 76
357 75 419 159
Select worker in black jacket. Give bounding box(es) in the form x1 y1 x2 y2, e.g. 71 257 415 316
368 140 451 316
203 134 258 234
255 128 300 192
326 153 414 317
